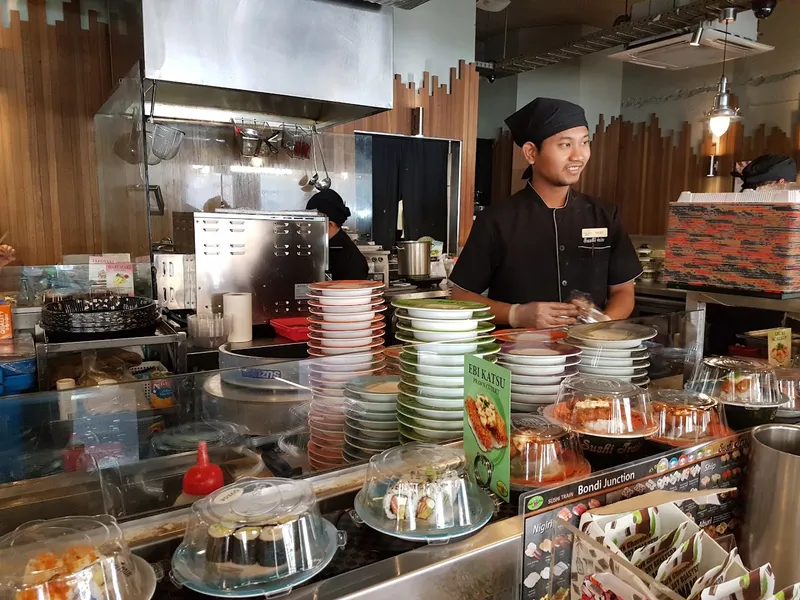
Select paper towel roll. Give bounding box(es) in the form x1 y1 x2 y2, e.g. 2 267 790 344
223 293 253 343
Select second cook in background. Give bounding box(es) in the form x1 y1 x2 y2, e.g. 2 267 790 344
450 97 642 329
306 189 369 281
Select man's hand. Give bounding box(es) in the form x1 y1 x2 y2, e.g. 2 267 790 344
512 302 578 329
0 245 16 268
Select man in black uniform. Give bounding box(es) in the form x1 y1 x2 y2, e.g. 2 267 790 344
306 189 369 281
451 97 642 329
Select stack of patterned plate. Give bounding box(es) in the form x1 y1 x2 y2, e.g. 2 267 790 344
565 322 657 388
392 299 500 443
305 281 388 470
342 376 401 462
497 341 581 414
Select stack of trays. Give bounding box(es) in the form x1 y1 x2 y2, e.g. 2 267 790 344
305 281 388 470
497 342 581 414
392 299 499 443
343 376 401 462
566 323 657 388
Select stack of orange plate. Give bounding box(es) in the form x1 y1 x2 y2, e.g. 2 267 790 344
305 280 388 470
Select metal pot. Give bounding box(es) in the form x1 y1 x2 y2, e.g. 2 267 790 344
741 423 800 588
397 240 432 278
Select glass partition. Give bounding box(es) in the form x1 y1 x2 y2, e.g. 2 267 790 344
0 310 706 534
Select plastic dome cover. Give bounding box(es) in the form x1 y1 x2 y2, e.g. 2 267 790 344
649 389 733 447
353 443 494 542
548 376 658 437
172 478 342 593
0 515 146 600
688 356 784 407
510 415 591 486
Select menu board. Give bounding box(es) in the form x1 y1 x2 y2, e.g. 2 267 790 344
464 356 511 502
518 433 751 600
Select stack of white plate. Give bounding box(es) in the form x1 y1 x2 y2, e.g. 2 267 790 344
497 342 581 414
566 322 657 387
305 281 388 470
392 298 500 443
342 376 401 463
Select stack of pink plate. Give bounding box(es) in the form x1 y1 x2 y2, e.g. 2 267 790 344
305 280 388 470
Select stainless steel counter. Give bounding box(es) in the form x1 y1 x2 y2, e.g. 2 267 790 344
634 282 688 300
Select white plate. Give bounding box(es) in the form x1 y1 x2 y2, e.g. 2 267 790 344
511 392 559 404
578 355 643 367
344 424 399 442
400 378 464 399
510 367 579 385
581 370 649 382
511 382 562 395
310 317 384 331
397 384 464 408
309 302 384 314
314 335 381 348
498 359 580 376
306 292 382 306
401 344 501 365
308 348 385 363
308 326 384 340
345 418 398 437
397 405 464 430
344 398 398 413
310 377 348 390
578 363 650 376
344 408 397 423
564 339 647 357
308 280 385 296
568 323 657 349
307 358 381 372
499 343 581 365
398 358 465 377
307 340 383 355
397 322 494 343
395 332 495 354
397 395 463 419
395 315 492 332
309 310 378 322
511 402 546 413
344 376 401 401
397 415 461 439
308 366 382 382
400 367 464 388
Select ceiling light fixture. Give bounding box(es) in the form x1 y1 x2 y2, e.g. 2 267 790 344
689 24 704 46
706 11 741 138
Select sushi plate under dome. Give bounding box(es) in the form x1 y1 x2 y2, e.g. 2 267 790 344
353 443 494 543
171 477 346 598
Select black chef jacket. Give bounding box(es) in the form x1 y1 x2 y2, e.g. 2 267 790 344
328 229 369 281
450 185 642 308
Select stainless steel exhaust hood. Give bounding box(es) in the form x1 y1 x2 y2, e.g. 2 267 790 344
139 0 394 127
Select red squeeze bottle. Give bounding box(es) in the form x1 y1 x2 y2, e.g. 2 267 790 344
178 441 224 504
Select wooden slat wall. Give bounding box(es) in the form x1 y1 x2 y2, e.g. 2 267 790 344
329 61 480 246
0 0 112 265
500 114 800 236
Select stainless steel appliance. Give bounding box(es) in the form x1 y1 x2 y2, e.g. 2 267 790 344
741 424 800 588
358 246 390 284
154 254 196 310
397 240 432 278
193 210 327 324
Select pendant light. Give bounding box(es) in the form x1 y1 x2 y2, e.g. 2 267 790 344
707 9 741 137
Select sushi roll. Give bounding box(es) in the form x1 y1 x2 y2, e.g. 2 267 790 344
206 524 234 564
383 484 415 521
231 527 260 565
257 525 287 571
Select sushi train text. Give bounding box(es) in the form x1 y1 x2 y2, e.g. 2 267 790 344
467 363 507 394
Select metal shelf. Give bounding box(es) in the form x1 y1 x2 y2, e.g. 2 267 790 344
495 0 754 76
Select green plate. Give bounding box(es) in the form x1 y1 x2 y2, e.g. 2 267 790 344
391 298 488 311
396 404 464 431
398 422 461 443
395 331 495 348
397 394 464 419
396 321 495 335
402 342 501 358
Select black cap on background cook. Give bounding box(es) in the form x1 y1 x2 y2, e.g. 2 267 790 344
306 188 351 226
736 154 797 190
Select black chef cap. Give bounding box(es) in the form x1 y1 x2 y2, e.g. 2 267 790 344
505 97 588 149
306 189 351 226
735 154 797 190
505 97 588 180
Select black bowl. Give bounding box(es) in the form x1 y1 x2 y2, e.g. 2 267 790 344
578 432 649 470
722 403 778 431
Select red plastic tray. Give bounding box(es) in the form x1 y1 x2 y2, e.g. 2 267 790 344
270 317 310 342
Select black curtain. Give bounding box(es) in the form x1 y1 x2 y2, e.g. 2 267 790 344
370 136 450 250
401 138 449 242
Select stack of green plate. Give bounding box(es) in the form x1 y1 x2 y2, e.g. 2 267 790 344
342 376 401 463
391 299 500 444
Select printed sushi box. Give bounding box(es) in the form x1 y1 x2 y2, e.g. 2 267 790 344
567 490 748 600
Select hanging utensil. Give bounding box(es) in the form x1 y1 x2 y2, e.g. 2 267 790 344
148 81 185 161
308 129 320 188
313 125 331 191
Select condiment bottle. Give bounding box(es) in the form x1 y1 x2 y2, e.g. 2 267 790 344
174 441 224 506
